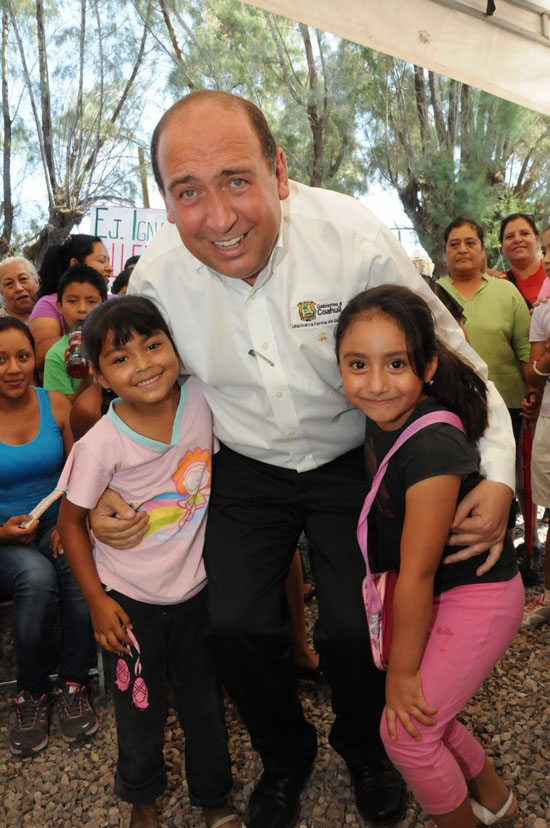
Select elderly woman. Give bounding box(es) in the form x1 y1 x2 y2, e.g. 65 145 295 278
0 257 39 324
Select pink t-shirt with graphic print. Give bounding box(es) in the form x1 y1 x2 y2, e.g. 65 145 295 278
58 376 217 604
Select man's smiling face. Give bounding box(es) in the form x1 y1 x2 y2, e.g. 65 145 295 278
157 99 290 285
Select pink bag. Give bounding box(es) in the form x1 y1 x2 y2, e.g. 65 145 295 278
356 411 465 670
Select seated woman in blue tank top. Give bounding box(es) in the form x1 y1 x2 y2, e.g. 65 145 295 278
0 317 97 756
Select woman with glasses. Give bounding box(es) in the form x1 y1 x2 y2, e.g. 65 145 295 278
499 213 550 308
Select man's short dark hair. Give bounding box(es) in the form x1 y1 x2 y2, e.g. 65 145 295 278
444 217 485 246
150 90 277 192
57 264 108 303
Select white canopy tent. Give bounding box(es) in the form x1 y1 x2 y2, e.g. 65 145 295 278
244 0 550 116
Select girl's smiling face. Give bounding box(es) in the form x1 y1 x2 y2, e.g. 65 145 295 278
338 311 437 431
96 328 180 407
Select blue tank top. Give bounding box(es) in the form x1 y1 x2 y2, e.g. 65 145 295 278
0 386 64 523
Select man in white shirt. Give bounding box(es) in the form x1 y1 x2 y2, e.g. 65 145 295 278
94 91 515 828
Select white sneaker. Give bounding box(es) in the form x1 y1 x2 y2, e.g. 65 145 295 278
521 594 550 628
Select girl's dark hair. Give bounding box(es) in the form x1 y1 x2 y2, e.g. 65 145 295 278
0 315 36 350
335 285 488 442
83 295 177 371
444 216 485 245
57 264 108 303
499 212 539 244
38 234 102 298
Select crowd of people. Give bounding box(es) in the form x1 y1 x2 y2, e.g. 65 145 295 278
0 89 547 828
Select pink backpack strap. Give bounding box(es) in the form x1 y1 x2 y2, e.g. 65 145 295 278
357 410 466 573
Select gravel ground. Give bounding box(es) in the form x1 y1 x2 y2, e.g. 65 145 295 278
0 521 548 828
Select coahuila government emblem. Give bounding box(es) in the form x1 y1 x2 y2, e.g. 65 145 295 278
298 301 316 322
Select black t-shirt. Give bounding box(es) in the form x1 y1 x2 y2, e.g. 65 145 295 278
365 397 517 595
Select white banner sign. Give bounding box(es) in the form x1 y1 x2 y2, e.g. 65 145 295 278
90 206 166 273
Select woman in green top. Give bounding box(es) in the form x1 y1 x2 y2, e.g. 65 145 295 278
438 217 531 529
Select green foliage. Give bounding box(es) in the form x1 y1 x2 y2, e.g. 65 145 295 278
357 53 550 269
2 0 550 266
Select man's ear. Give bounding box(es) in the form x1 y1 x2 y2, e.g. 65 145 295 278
274 148 290 201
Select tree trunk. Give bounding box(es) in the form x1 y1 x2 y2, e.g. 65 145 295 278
36 0 56 191
413 65 428 153
1 9 14 254
23 206 85 267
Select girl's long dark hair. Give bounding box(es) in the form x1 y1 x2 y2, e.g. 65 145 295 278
38 234 102 298
335 285 488 442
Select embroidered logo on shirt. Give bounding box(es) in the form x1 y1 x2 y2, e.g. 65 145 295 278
298 301 317 322
293 300 343 329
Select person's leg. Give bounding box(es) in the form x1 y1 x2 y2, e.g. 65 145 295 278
37 525 98 742
379 575 524 824
301 449 388 766
0 538 59 755
285 548 319 672
38 526 94 685
0 538 59 695
522 414 550 626
166 587 238 827
103 590 167 820
205 445 317 779
205 446 316 828
301 447 406 826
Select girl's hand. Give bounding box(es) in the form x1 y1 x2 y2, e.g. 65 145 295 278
89 593 134 654
49 527 64 558
385 670 437 741
0 515 38 545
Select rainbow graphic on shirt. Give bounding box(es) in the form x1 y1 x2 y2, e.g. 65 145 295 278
136 447 211 539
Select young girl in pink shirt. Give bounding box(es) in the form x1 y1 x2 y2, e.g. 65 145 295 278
57 296 238 828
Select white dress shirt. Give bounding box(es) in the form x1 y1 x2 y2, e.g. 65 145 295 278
129 181 515 486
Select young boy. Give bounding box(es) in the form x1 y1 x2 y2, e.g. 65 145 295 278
43 265 107 401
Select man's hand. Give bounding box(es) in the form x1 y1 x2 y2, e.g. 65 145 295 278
445 480 513 575
89 488 149 550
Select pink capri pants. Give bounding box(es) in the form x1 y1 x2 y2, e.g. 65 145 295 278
380 574 524 815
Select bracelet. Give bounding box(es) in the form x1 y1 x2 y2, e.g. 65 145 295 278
533 358 550 378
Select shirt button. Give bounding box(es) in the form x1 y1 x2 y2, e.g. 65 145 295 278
262 342 269 350
288 429 295 436
276 391 283 398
